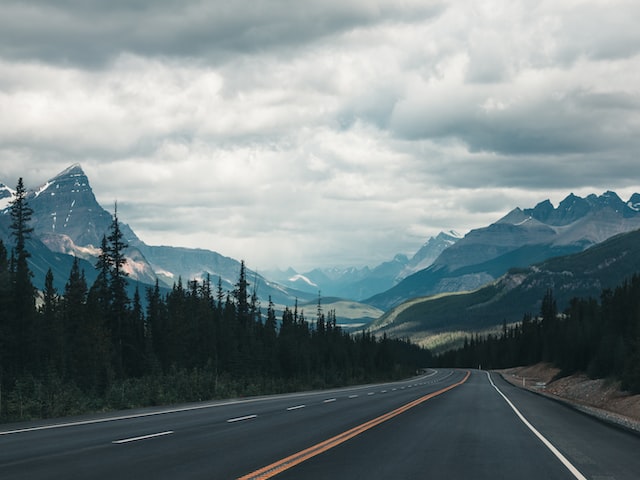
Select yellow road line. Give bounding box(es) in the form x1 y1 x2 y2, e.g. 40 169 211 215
238 370 471 480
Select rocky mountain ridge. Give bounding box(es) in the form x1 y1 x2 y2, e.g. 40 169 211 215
0 165 311 306
369 227 640 347
2 165 639 330
367 191 640 310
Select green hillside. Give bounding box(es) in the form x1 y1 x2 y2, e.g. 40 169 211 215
370 228 640 348
300 297 384 330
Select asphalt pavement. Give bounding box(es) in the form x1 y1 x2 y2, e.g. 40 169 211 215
1 369 639 479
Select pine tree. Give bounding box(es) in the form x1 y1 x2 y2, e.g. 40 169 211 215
126 286 145 377
9 178 34 261
106 204 130 378
0 240 11 383
216 276 225 312
541 288 558 362
316 291 325 334
262 296 278 376
86 236 114 389
91 236 112 311
39 268 59 372
234 260 249 326
8 178 36 374
145 279 165 373
63 257 91 383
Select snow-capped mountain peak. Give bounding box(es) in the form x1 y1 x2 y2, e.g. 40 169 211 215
27 164 127 249
398 230 463 279
0 183 16 211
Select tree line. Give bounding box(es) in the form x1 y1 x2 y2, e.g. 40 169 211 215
436 281 640 393
0 178 429 421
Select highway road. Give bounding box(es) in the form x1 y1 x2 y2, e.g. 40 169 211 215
1 369 639 479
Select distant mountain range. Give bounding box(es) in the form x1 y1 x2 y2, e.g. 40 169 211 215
264 231 461 301
366 191 640 310
369 226 640 349
0 164 312 307
2 164 639 337
0 164 447 324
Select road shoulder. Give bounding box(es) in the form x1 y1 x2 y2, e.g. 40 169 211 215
497 363 640 435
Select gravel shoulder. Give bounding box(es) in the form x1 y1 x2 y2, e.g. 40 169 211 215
498 363 640 434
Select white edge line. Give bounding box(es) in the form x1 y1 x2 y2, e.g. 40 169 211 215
486 372 587 480
227 414 257 423
112 431 174 444
0 371 443 437
0 400 258 436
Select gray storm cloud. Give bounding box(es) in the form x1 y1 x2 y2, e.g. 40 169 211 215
1 0 639 270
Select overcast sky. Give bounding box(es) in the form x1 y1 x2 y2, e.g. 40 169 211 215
1 0 640 271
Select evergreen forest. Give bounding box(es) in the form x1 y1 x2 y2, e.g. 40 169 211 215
437 283 640 393
0 179 428 422
3 176 639 423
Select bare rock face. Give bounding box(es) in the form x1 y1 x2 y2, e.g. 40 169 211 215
0 164 312 306
28 163 122 248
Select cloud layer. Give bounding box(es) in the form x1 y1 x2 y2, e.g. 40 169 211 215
1 0 639 270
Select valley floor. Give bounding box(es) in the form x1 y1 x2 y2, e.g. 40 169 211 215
499 363 640 434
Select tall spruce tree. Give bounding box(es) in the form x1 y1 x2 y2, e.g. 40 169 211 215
86 235 113 388
9 178 33 261
63 258 90 383
127 286 145 377
541 288 558 362
39 268 59 372
145 279 165 373
106 204 131 378
234 260 249 325
8 178 36 374
0 240 11 414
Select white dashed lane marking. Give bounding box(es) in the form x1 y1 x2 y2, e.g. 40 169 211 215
286 405 306 411
112 431 174 444
227 415 258 423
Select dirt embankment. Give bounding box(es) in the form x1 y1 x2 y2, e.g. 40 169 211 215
499 363 640 434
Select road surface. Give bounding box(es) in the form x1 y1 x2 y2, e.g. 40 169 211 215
1 369 639 479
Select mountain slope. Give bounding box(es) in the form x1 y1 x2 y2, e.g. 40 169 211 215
0 165 314 306
298 296 384 330
0 219 101 294
399 230 461 278
367 192 640 310
28 164 138 248
370 227 640 344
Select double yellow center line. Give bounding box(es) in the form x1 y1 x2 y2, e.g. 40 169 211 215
239 370 471 480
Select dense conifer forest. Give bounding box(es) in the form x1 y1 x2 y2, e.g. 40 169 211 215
436 283 640 393
0 179 428 422
3 176 638 422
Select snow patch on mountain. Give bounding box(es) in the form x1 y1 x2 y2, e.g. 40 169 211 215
0 184 15 211
34 181 53 198
514 216 533 227
288 274 319 288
